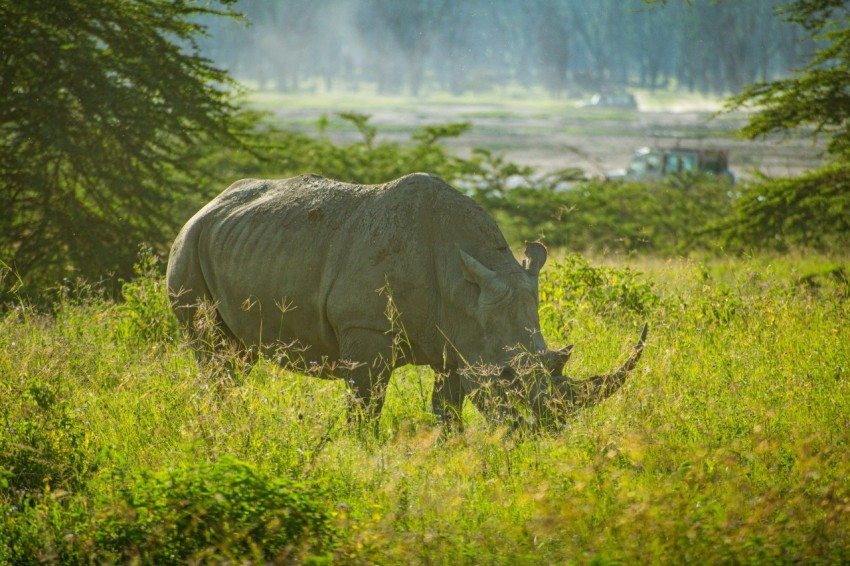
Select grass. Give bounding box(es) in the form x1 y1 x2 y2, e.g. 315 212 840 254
1 252 849 562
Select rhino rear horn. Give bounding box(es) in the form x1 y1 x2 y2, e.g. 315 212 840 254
543 344 573 374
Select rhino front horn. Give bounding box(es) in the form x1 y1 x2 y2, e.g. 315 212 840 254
559 323 649 408
612 322 648 377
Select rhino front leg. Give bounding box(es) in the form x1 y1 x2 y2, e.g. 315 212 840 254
431 368 466 430
338 328 395 431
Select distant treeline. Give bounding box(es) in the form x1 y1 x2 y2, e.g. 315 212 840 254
200 0 810 96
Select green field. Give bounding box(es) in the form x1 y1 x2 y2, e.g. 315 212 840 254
2 252 848 563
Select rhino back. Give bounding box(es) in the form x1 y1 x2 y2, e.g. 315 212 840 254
173 173 515 365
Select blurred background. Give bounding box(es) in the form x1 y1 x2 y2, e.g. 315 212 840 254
2 0 845 298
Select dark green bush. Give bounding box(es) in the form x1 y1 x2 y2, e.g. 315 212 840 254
92 458 336 563
0 458 338 564
0 381 99 497
720 163 850 252
470 171 735 254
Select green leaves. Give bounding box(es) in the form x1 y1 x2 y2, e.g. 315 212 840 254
0 0 247 294
721 163 850 251
541 255 660 319
89 458 337 563
471 175 735 255
538 254 659 343
725 0 850 160
0 458 338 564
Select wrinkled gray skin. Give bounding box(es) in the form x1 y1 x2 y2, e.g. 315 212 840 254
167 173 647 427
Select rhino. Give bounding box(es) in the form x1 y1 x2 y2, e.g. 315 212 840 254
167 173 647 427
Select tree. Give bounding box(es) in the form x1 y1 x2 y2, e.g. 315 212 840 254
727 0 850 159
722 0 850 249
0 0 247 295
358 0 448 96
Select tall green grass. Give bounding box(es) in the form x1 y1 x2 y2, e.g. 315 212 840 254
1 253 849 563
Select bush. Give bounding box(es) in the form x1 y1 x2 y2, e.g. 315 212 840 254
538 254 659 342
541 255 660 317
0 380 99 498
469 172 735 254
116 250 178 345
92 458 337 563
0 458 339 564
720 163 850 252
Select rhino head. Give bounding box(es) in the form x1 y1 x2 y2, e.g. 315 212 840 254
455 242 648 426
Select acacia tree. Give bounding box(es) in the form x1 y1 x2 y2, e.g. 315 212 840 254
723 0 850 249
728 0 850 158
0 0 248 294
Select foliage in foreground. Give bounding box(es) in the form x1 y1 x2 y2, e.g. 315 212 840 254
1 459 336 564
1 254 849 563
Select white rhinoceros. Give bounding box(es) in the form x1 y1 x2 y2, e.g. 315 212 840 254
167 173 647 426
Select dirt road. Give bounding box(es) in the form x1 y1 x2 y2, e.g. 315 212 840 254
270 99 824 180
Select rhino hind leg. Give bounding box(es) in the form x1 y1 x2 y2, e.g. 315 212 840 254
168 243 251 377
169 285 253 380
338 328 397 429
431 368 466 430
192 302 256 380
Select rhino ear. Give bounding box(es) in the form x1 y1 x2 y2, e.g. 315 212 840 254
523 241 548 276
460 249 509 301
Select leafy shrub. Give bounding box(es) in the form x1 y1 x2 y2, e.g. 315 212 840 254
538 255 659 341
92 458 336 563
0 458 339 564
117 250 178 345
720 163 850 252
0 380 98 497
540 255 659 317
469 172 735 254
